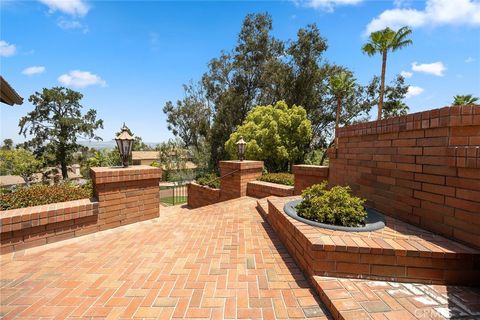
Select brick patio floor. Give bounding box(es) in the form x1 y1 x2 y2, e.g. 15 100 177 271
0 197 330 319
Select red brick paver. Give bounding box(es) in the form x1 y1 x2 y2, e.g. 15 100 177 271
0 197 330 319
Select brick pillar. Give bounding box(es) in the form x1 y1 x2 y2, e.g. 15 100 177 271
293 165 329 195
91 165 162 230
219 160 263 200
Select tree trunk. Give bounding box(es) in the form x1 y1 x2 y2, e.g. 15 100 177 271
335 96 341 146
378 50 388 120
59 144 68 180
320 140 335 166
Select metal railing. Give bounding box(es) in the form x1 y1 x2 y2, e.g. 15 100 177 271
159 183 188 206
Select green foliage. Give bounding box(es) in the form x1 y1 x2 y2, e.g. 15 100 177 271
196 172 220 189
257 173 294 186
19 87 103 179
453 94 479 106
1 139 13 150
0 183 92 210
296 182 367 227
362 26 412 120
156 138 195 182
80 149 122 178
365 74 410 119
0 149 43 185
225 101 312 172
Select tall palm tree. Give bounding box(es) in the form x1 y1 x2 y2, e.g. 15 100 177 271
453 94 479 106
362 26 412 120
329 70 356 145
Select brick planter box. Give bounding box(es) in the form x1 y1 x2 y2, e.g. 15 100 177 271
266 196 480 286
246 180 294 198
1 198 98 253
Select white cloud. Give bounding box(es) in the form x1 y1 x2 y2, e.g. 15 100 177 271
58 70 106 88
365 0 480 34
465 57 475 63
57 18 88 33
406 86 424 98
412 61 446 76
22 66 46 76
39 0 89 17
295 0 363 12
400 70 413 78
0 40 16 57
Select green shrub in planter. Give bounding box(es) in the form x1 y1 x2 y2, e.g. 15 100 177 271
196 172 220 189
0 183 93 210
257 173 294 186
296 181 367 227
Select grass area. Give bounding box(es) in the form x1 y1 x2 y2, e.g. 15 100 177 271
160 196 188 206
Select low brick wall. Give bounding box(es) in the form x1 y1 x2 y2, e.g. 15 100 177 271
1 199 98 253
329 105 480 248
187 183 221 208
246 180 294 198
293 165 329 195
0 165 162 253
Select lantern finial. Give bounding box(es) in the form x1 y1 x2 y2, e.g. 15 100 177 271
115 123 135 167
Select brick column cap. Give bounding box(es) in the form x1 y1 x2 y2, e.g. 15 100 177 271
219 160 264 170
91 165 162 184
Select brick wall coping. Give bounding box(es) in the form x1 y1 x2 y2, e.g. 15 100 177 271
0 198 98 233
337 105 479 138
292 165 329 177
91 165 161 184
219 160 264 170
248 180 294 190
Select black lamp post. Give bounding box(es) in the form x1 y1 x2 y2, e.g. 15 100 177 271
236 136 246 161
115 123 135 167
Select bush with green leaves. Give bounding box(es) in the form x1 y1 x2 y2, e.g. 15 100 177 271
257 173 294 186
195 172 220 189
0 183 93 210
296 182 367 227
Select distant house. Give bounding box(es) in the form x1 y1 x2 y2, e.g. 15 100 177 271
132 151 197 170
0 76 23 106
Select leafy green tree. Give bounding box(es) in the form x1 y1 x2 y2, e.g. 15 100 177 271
81 149 121 178
163 82 211 149
19 87 103 180
362 26 412 120
365 74 410 118
156 139 190 182
0 149 42 186
1 139 13 150
453 94 479 105
225 101 312 172
329 70 356 139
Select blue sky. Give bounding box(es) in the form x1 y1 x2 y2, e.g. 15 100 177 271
1 0 479 144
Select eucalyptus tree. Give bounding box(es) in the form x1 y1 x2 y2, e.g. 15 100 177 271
453 94 479 106
362 26 412 120
19 87 103 179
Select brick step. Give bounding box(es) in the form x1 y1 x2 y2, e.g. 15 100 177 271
266 196 480 285
312 276 480 320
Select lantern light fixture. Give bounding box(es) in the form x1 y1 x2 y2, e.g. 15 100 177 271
236 136 247 161
115 123 135 167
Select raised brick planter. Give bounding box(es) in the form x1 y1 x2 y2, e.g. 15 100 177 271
246 180 294 198
187 183 221 208
329 105 480 249
293 165 329 195
0 165 162 253
1 199 98 253
265 196 480 285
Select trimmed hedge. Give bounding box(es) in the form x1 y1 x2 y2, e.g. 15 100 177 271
296 181 367 227
257 173 294 186
0 183 93 211
196 172 220 189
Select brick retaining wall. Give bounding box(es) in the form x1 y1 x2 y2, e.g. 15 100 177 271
246 180 294 198
328 105 480 248
293 165 329 195
187 183 221 208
